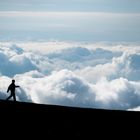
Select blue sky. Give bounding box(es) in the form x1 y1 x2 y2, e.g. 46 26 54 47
0 0 140 12
0 0 140 42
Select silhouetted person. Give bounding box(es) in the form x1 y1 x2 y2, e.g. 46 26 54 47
6 79 20 101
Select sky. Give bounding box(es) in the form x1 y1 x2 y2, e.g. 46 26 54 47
0 1 140 111
0 0 140 41
0 0 140 12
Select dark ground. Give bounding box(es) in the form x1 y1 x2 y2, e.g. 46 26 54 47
0 100 139 138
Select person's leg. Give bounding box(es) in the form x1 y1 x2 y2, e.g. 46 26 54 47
13 93 16 101
6 94 12 100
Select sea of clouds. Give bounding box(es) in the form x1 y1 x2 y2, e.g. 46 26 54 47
0 41 140 111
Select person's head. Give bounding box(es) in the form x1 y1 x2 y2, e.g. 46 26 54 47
12 79 15 83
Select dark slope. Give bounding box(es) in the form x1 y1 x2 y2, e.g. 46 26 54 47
0 100 139 138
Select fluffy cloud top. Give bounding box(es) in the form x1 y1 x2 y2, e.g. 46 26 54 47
0 42 140 111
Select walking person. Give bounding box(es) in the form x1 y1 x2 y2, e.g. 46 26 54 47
6 79 20 101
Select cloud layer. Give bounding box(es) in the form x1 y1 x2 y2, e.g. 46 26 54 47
0 42 140 110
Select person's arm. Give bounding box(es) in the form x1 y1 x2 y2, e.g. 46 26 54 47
15 85 20 88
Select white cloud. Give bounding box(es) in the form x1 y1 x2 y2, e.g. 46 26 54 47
10 69 95 107
93 78 140 109
128 106 140 111
0 41 140 110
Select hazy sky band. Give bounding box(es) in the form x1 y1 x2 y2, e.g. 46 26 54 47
0 11 140 16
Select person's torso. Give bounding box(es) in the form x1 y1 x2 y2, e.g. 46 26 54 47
9 83 16 92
